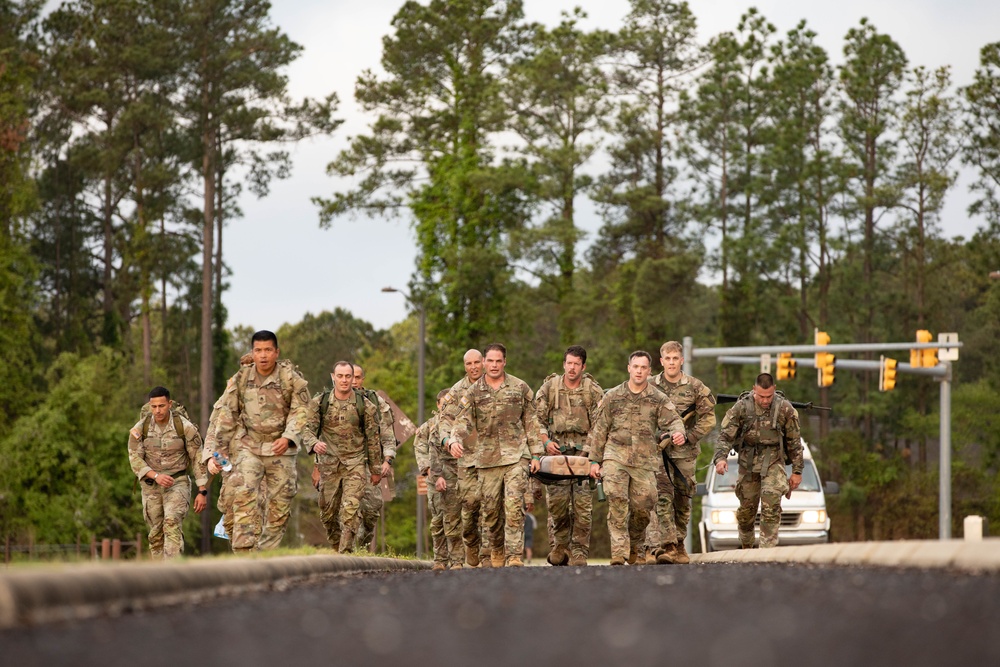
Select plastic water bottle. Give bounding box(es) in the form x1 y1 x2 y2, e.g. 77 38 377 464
213 452 233 473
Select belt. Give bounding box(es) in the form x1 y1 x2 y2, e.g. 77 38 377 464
142 469 188 485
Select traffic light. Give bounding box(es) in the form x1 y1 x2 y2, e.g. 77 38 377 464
776 352 797 381
911 329 935 368
815 330 835 387
879 356 898 392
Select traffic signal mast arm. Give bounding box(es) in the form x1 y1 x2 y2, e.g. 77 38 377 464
715 355 948 378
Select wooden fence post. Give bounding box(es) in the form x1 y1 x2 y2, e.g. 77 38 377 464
101 538 110 560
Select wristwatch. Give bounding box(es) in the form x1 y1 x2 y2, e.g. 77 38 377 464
198 489 208 496
385 457 394 466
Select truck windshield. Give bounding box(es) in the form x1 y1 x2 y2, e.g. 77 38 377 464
713 460 821 493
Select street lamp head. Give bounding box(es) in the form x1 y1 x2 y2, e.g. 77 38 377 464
381 286 399 293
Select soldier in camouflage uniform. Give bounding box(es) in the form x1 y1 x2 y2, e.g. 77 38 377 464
302 360 383 552
448 343 545 567
128 386 207 559
713 373 804 549
352 364 397 551
206 330 310 552
587 351 685 566
644 340 716 565
415 390 463 570
534 345 604 567
438 349 490 567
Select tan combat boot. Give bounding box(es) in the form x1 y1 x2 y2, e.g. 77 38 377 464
449 563 464 570
465 546 480 567
506 556 524 567
656 543 678 564
490 549 505 568
610 556 626 566
645 551 658 565
546 544 569 566
568 554 587 567
431 562 447 571
673 541 691 564
627 544 640 565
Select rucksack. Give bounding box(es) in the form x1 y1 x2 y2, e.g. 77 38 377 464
316 388 371 438
235 358 304 414
137 401 189 447
543 372 597 414
732 389 794 466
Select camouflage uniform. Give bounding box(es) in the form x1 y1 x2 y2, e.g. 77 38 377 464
451 373 545 566
416 413 463 568
713 392 804 548
439 375 489 566
203 401 265 543
356 392 397 550
534 373 604 564
209 360 310 552
302 390 382 552
128 411 206 559
645 372 716 555
587 382 685 562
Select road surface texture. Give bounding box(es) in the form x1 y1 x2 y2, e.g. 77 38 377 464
2 562 996 667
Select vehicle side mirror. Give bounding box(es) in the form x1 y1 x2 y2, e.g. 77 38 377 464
696 482 707 496
824 481 839 495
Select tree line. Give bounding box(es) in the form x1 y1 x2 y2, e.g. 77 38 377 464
1 0 998 553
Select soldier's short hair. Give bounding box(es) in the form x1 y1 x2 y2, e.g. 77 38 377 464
251 330 278 347
565 345 587 365
660 341 683 357
353 364 365 378
756 373 775 389
332 360 354 374
148 386 170 400
628 350 652 366
484 343 507 359
437 388 450 401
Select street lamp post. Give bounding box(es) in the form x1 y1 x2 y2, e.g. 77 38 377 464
382 286 426 557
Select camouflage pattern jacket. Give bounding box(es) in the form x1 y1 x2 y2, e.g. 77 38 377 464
451 373 545 469
211 360 311 459
128 411 207 486
713 392 804 475
587 381 685 472
534 373 604 454
413 413 438 474
650 372 717 460
438 375 478 468
302 391 382 470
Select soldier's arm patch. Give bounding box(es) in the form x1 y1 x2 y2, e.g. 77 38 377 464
460 395 471 408
130 427 142 440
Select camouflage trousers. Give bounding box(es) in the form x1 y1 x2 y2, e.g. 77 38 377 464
602 460 657 561
429 460 463 567
545 479 593 560
479 459 529 563
458 465 489 562
356 481 384 551
735 462 790 548
643 456 696 551
230 451 297 552
140 475 190 559
218 471 265 544
318 460 368 552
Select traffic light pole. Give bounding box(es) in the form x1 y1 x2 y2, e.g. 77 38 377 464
684 336 960 541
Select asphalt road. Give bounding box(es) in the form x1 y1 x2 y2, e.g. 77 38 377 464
2 562 997 667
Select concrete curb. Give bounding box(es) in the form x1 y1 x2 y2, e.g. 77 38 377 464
0 554 430 629
691 538 1000 572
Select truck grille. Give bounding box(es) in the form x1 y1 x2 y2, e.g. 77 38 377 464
754 513 800 527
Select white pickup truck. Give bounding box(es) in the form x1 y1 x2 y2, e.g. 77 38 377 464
697 441 839 552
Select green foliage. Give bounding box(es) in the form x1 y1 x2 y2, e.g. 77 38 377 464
0 349 146 542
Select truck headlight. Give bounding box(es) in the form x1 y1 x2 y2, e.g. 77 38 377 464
711 510 737 525
801 510 826 524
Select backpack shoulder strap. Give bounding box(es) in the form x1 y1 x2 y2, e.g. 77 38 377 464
173 414 186 447
141 414 151 440
544 373 560 410
353 388 367 438
317 389 332 438
581 374 595 412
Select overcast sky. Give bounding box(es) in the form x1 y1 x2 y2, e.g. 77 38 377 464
224 0 1000 334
